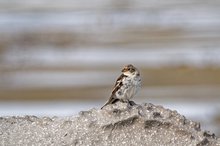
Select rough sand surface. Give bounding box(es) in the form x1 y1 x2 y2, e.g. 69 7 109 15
0 102 219 146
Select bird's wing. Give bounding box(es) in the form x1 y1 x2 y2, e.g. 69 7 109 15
111 74 125 96
101 74 127 109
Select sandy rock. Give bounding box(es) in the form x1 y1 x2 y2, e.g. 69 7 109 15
0 102 219 146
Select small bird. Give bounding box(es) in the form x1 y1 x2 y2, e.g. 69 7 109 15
101 64 141 109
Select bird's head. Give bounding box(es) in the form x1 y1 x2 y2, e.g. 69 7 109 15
122 64 140 76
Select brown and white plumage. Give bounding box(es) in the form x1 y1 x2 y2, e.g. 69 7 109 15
101 64 141 109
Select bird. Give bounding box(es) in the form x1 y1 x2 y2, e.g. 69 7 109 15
101 64 141 109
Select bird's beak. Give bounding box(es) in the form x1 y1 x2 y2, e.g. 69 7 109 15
122 67 128 72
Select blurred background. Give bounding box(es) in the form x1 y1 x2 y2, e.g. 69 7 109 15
0 0 220 136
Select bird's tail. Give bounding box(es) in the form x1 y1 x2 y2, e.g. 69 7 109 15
101 96 119 109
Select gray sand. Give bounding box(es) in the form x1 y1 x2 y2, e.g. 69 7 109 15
0 102 219 146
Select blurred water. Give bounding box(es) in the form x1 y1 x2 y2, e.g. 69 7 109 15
1 48 220 90
1 2 220 30
2 48 220 68
1 1 220 69
0 70 115 89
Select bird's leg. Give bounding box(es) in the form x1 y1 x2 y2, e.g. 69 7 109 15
120 99 132 107
119 99 136 106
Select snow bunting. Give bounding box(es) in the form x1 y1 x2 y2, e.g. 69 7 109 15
101 64 141 109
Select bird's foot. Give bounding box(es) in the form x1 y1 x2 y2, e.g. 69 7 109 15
120 100 136 106
129 100 136 106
